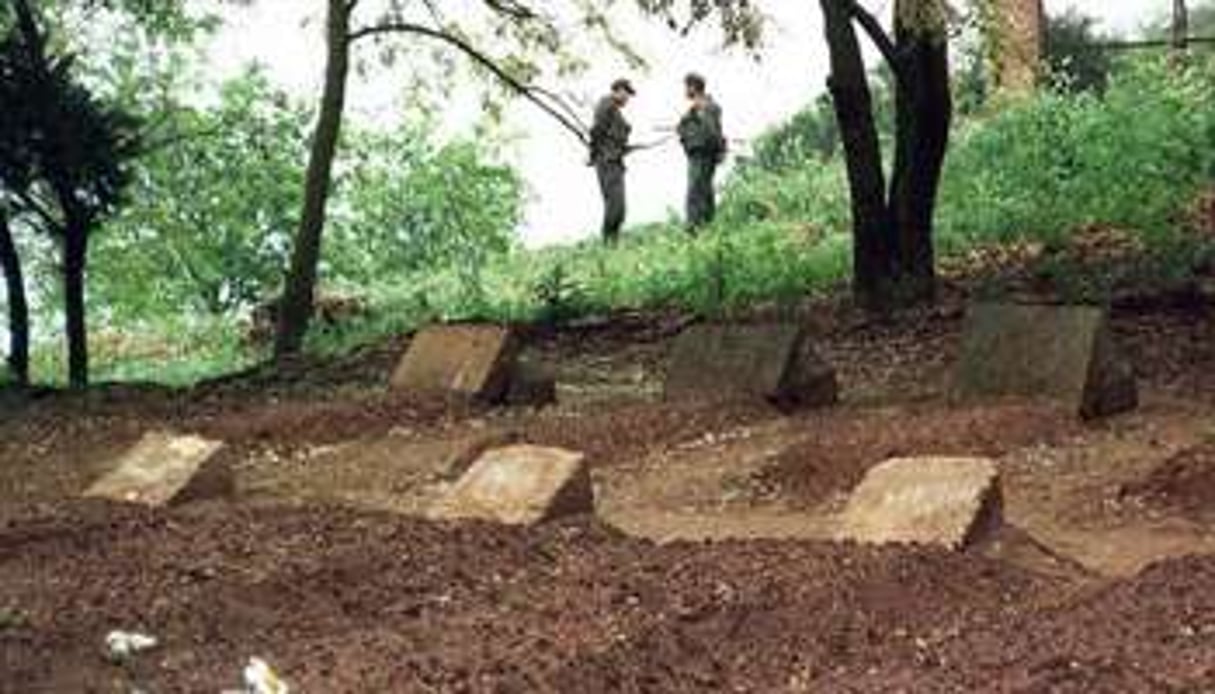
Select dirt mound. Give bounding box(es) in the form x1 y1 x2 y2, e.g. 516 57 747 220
1 500 1211 692
520 399 773 467
760 402 1079 507
1120 443 1215 516
195 393 455 448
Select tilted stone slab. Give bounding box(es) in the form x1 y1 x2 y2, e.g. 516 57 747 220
85 432 231 507
837 457 1002 550
663 323 838 410
954 303 1137 419
431 445 593 525
391 325 519 403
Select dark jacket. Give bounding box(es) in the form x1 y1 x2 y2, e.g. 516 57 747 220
678 96 725 162
589 96 631 165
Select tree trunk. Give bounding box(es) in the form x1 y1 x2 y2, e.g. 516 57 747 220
889 21 952 304
990 0 1043 95
274 0 353 359
820 0 898 310
63 215 89 389
1172 0 1189 58
0 209 30 386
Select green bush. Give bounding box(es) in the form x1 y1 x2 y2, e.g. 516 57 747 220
938 56 1215 248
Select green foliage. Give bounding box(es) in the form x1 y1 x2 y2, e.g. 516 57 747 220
326 132 523 284
746 95 840 170
717 159 850 231
319 221 848 347
92 69 308 317
30 314 251 386
938 56 1215 246
90 68 524 321
533 262 587 326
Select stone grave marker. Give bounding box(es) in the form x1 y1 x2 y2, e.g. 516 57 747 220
85 432 231 507
954 303 1137 419
836 457 1002 550
431 445 593 525
391 325 519 403
663 323 837 410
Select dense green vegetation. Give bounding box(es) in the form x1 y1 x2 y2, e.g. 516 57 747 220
3 5 1214 386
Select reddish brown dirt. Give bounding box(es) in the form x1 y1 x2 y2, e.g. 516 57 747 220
2 500 1212 693
0 293 1212 691
519 400 773 467
760 402 1080 507
1121 442 1215 518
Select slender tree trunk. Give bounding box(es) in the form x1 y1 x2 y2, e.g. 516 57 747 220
1172 0 1189 59
0 209 30 386
889 21 952 304
820 0 898 310
63 216 89 389
274 0 352 359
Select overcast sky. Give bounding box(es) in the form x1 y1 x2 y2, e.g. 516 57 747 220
209 0 1169 247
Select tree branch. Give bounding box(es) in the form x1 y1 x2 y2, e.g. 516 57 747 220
482 0 537 22
10 187 61 233
347 21 589 145
837 0 900 71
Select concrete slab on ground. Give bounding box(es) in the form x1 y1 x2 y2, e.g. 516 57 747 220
954 303 1137 419
431 444 593 525
85 432 230 507
837 457 1002 550
663 323 838 410
391 325 519 403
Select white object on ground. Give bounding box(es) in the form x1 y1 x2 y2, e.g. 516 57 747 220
104 630 158 661
244 657 289 694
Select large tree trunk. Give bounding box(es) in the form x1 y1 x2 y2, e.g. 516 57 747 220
889 15 952 304
989 0 1043 96
821 0 898 311
274 0 352 359
0 209 30 386
62 216 89 389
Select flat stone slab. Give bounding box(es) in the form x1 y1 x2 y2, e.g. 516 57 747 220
85 432 230 507
391 325 519 403
954 303 1137 419
431 445 593 525
664 323 837 410
837 457 1002 550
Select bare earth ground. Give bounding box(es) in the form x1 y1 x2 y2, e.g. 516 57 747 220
1 297 1213 692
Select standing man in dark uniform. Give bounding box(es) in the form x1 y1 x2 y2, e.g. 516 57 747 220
589 78 635 245
677 72 725 232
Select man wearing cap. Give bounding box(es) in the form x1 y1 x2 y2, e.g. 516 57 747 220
588 78 635 245
677 72 725 231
